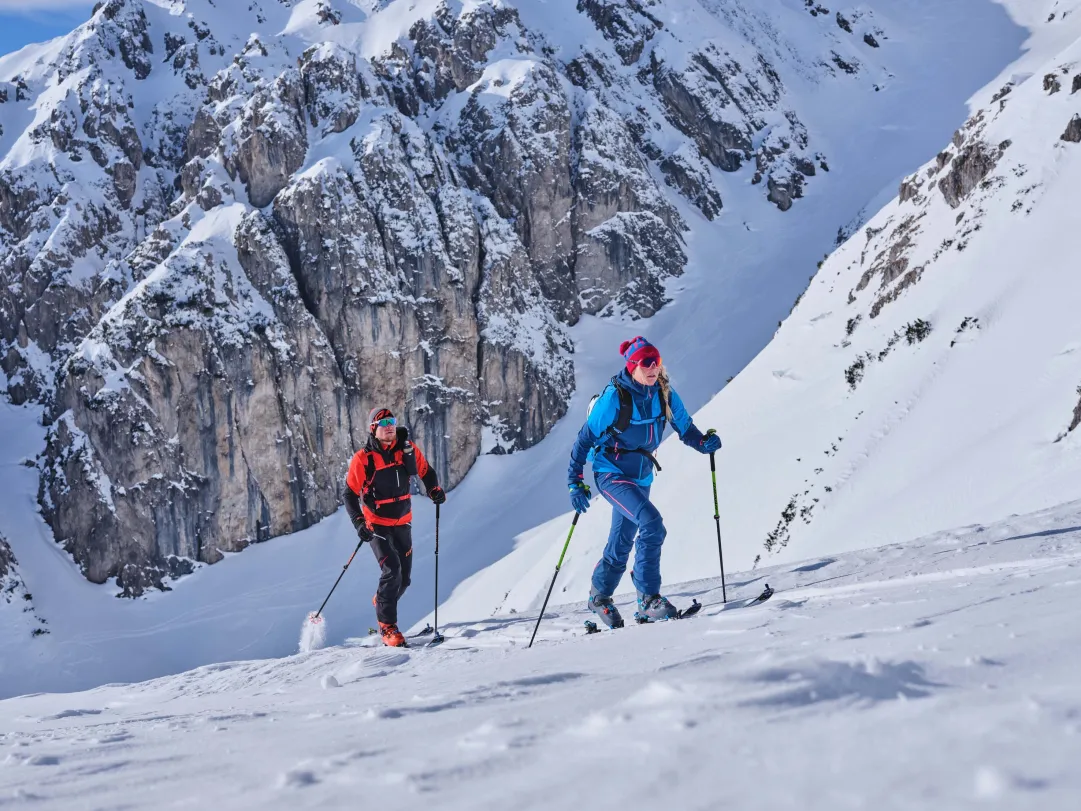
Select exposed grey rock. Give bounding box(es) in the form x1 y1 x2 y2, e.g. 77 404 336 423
475 209 571 451
450 60 578 320
40 208 353 596
0 535 13 582
572 102 684 316
1062 115 1081 143
939 139 1010 208
578 0 663 65
0 533 48 636
767 173 803 212
222 64 308 207
577 212 686 317
658 150 723 220
300 43 361 134
650 50 755 172
186 108 221 161
899 174 922 203
97 0 154 81
832 53 859 74
271 121 486 486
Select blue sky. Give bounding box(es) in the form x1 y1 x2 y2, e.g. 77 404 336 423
0 3 95 58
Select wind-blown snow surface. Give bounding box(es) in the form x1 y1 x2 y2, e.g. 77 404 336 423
1 504 1080 809
0 0 1032 697
440 0 1081 624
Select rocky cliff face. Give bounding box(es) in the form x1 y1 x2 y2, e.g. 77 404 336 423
0 533 47 637
0 0 886 594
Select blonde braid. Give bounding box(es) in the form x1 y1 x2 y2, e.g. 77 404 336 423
658 366 673 422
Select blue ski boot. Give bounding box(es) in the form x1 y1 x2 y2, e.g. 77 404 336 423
634 593 679 623
587 588 625 629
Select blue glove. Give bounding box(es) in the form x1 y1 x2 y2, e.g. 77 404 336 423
569 482 592 513
700 431 721 454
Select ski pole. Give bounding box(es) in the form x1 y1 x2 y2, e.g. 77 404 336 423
431 503 444 644
706 429 727 603
313 535 366 620
528 509 583 649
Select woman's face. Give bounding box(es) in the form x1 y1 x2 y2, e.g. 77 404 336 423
631 361 661 386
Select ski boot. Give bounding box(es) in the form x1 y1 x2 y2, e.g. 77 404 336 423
379 622 406 647
587 588 625 629
633 593 679 623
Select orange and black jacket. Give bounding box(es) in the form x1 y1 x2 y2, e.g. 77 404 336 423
344 429 439 528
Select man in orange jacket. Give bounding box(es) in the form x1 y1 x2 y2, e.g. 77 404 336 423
344 408 445 647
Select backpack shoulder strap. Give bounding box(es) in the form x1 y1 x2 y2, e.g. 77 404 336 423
609 378 634 435
363 452 377 491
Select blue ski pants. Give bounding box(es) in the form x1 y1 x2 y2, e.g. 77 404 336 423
591 472 667 597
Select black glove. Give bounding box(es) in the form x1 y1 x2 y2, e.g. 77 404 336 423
429 486 446 505
353 516 374 544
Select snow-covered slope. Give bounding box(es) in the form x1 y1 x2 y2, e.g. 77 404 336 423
1 503 1079 808
441 0 1081 623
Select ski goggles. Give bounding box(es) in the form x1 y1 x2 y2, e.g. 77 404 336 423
371 417 397 428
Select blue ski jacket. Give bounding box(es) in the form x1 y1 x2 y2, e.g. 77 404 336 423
567 369 708 488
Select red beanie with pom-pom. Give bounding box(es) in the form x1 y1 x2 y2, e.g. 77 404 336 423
620 336 660 373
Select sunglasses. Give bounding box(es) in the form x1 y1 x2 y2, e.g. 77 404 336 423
636 357 662 369
372 417 397 428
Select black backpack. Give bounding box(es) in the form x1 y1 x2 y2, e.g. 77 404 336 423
587 377 672 472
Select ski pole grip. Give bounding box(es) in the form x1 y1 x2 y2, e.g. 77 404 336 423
705 429 717 471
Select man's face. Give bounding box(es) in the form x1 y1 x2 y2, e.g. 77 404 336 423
375 423 397 443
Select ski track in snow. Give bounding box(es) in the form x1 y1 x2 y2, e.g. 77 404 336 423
1 506 1079 809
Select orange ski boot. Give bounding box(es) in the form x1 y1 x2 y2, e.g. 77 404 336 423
379 622 406 648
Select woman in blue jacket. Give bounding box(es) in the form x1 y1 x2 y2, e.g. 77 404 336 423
568 337 720 626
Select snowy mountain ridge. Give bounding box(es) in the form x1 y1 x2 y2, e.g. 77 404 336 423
1 0 896 596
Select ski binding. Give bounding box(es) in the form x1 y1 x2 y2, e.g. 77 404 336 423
633 598 703 624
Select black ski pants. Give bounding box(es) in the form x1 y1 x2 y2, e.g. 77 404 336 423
369 524 412 625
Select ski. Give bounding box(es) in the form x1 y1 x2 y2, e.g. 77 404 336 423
410 624 446 646
750 584 774 605
717 583 774 610
678 598 703 619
